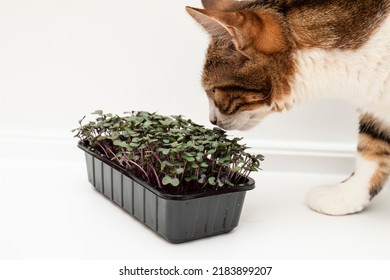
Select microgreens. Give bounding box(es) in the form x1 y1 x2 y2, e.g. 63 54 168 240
73 110 263 193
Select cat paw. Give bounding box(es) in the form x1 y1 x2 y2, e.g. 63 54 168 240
306 184 370 216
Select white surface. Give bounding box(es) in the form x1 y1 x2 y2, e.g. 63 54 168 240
1 141 389 260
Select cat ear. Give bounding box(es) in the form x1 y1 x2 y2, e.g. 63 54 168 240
186 7 287 55
186 7 232 40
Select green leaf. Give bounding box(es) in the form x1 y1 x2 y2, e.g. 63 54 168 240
231 166 242 172
219 156 231 163
162 176 172 185
184 152 193 157
176 168 184 174
162 176 180 187
138 111 150 118
156 148 170 155
160 162 166 171
78 116 86 125
226 180 234 187
208 177 216 186
196 145 205 152
159 120 173 126
196 152 204 162
183 155 195 162
198 175 206 184
170 178 180 187
113 140 126 147
143 121 152 128
170 142 180 148
92 110 103 115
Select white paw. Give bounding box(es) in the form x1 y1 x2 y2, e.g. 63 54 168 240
307 184 370 216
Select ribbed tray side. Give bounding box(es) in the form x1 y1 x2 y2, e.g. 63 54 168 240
112 169 123 206
102 163 113 199
85 153 95 185
156 192 246 243
85 154 161 233
83 152 248 243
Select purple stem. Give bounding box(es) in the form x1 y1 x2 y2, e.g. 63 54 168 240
106 148 151 182
148 163 162 189
96 142 110 158
124 158 151 182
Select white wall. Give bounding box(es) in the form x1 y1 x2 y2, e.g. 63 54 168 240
0 0 358 171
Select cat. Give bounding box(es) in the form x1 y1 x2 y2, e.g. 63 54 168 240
186 0 390 216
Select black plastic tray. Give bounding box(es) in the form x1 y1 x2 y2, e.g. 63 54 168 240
79 144 255 243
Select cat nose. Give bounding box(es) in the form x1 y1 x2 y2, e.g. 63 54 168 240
210 118 217 125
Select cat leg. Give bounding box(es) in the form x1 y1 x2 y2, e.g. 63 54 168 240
307 114 390 216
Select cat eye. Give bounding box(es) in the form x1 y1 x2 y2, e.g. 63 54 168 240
207 88 217 95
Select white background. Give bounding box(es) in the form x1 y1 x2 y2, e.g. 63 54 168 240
2 1 389 275
0 0 358 147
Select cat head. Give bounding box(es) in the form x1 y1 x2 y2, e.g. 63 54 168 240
186 0 295 130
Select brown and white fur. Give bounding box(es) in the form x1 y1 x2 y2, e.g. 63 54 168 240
186 0 390 215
